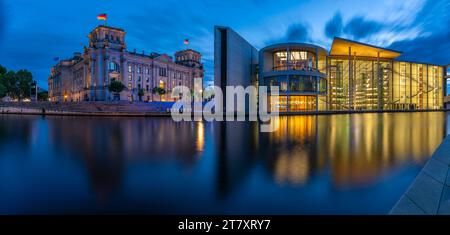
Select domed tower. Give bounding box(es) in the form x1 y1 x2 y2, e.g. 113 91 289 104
175 49 204 100
175 49 202 69
86 26 127 101
88 25 126 51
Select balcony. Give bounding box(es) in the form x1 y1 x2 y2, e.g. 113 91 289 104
273 62 318 72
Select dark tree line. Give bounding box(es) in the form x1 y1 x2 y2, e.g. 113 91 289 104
0 64 34 100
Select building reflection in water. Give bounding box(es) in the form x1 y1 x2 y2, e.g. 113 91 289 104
45 117 205 200
268 112 446 187
43 112 447 198
2 112 446 213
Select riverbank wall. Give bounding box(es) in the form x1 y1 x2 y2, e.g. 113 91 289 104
0 101 448 117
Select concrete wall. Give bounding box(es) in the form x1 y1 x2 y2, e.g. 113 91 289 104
214 26 258 88
214 26 258 114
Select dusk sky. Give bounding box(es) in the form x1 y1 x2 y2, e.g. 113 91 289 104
0 0 449 89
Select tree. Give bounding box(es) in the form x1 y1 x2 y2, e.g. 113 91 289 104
0 83 6 98
108 80 125 101
137 88 145 102
0 66 34 101
2 71 19 99
16 70 33 100
0 65 6 98
152 87 166 101
0 65 6 75
37 91 49 101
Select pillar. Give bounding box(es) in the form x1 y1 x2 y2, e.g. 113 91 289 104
348 47 352 110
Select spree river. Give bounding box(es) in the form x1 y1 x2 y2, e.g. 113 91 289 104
0 112 448 214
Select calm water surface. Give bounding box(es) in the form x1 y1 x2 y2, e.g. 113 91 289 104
0 112 449 214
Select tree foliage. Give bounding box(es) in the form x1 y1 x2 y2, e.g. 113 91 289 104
0 83 6 98
108 80 125 93
37 91 49 101
0 65 34 100
152 87 166 101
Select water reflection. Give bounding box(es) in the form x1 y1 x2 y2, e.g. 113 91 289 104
268 113 446 187
0 112 448 214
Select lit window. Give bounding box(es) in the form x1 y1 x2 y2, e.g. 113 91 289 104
274 51 287 70
159 80 165 89
109 62 118 71
128 65 132 73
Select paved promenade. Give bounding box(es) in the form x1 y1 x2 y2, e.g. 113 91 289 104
390 135 450 215
1 101 447 117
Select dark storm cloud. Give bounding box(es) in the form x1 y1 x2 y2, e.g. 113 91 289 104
343 16 383 40
324 12 343 38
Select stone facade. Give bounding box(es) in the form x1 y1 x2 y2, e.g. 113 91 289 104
48 25 203 102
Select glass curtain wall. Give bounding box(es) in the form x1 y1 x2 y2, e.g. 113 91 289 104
354 60 376 110
428 66 443 109
273 51 288 70
273 50 318 71
329 58 350 110
290 51 316 71
329 57 397 111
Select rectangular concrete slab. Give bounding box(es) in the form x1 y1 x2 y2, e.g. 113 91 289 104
438 186 450 215
390 195 426 215
405 171 444 214
446 170 450 187
422 158 449 184
432 138 450 165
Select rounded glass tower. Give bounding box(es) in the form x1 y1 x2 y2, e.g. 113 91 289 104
259 43 328 112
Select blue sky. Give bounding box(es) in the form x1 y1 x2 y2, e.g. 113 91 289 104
0 0 449 90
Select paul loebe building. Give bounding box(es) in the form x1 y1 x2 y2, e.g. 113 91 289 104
48 25 204 102
214 26 447 112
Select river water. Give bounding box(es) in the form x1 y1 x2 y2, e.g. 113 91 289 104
0 112 448 214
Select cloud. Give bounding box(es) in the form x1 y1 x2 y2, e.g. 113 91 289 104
286 23 310 42
388 0 450 65
343 16 384 40
324 12 343 38
390 31 450 65
265 22 311 45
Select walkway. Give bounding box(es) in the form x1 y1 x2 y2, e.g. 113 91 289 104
390 135 450 214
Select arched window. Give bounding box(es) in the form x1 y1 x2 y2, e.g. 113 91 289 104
109 61 118 71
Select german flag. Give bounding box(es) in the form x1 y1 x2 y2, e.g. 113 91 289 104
97 14 107 21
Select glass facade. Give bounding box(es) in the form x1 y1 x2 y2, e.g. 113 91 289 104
269 95 317 112
272 48 326 73
328 58 444 111
261 41 445 112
